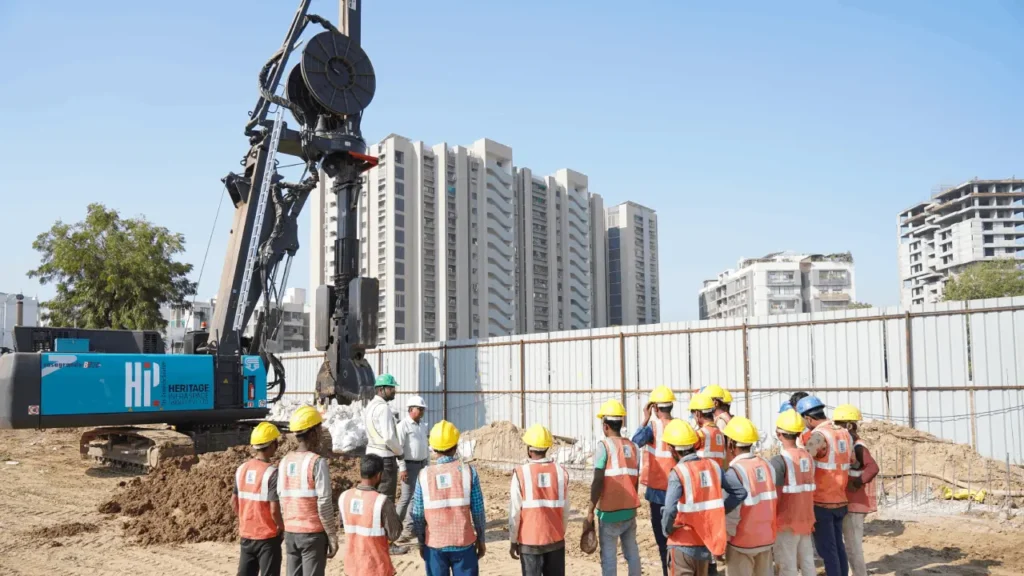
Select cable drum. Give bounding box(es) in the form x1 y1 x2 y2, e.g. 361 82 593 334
300 30 376 116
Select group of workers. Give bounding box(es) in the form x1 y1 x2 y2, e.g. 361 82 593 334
230 374 879 576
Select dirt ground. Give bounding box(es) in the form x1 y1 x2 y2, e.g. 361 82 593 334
1 427 1023 575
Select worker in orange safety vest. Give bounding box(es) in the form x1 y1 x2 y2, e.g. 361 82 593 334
786 392 812 448
509 424 571 576
721 416 777 576
632 385 681 576
833 404 879 576
278 405 338 576
769 410 817 576
586 399 642 576
689 393 727 471
337 454 403 576
661 419 727 576
701 385 733 432
796 396 853 576
233 422 285 576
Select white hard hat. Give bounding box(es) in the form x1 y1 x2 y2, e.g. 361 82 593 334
408 395 427 409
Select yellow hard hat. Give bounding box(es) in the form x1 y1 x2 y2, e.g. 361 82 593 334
648 386 676 405
521 424 554 450
250 422 281 446
703 384 727 401
289 405 323 433
596 399 627 420
429 420 461 452
722 416 759 445
720 388 733 404
688 393 715 411
662 419 699 448
833 404 862 423
775 409 806 434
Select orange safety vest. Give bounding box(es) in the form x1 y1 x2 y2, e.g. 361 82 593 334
729 454 778 549
515 460 568 546
420 460 476 549
697 423 727 469
667 457 727 556
641 418 677 491
339 488 394 576
279 451 325 533
599 437 640 513
715 412 732 430
798 429 812 449
810 423 852 506
847 440 878 514
776 447 816 536
235 459 280 540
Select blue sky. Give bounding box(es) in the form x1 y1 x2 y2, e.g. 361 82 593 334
1 0 1021 322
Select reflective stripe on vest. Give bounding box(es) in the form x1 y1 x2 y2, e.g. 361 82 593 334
729 455 778 549
420 460 476 549
279 452 323 533
667 458 728 557
517 461 567 546
812 423 852 505
777 447 816 536
641 418 677 491
698 424 727 462
235 459 278 540
848 440 878 514
599 437 640 512
339 489 393 576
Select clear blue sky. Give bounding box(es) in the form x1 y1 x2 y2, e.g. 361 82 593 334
2 0 1021 322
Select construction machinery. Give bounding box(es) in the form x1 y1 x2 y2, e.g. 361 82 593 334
0 0 379 470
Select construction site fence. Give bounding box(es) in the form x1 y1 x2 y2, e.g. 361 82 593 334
271 296 1024 466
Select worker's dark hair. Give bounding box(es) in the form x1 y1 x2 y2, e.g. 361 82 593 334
714 398 731 410
790 391 809 409
528 447 548 457
778 431 799 441
361 454 384 479
805 408 827 421
676 447 696 458
657 405 673 415
603 419 623 433
295 424 319 440
437 446 458 457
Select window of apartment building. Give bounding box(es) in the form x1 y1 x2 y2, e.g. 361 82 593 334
984 235 994 244
395 198 405 212
767 271 795 283
395 246 404 259
395 166 405 180
985 248 995 257
395 214 405 228
395 262 405 275
984 222 994 231
394 151 404 164
395 327 405 341
395 278 405 291
396 230 405 243
395 182 404 197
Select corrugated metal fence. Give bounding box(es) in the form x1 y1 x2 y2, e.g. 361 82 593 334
275 297 1024 465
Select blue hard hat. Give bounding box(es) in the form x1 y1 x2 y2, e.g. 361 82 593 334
796 395 824 415
779 400 794 414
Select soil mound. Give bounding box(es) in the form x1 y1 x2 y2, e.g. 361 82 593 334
100 444 361 545
461 421 579 463
29 522 99 539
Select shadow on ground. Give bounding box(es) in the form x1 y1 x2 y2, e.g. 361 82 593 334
867 545 1001 575
865 518 909 538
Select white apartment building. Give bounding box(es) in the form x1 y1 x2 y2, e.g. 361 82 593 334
606 202 660 326
310 134 616 345
698 252 856 320
515 168 608 333
898 179 1024 307
0 292 39 349
161 288 308 353
163 298 215 353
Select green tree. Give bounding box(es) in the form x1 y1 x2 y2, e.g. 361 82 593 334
943 259 1024 302
28 203 196 330
847 301 873 309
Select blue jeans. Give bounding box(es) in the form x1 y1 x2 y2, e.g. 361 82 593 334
598 517 641 576
649 502 668 576
813 506 849 576
425 546 479 576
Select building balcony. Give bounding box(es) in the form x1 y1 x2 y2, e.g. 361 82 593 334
818 292 851 302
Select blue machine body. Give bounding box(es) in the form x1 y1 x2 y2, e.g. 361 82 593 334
38 353 267 417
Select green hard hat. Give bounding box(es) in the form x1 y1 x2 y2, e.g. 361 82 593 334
375 373 397 387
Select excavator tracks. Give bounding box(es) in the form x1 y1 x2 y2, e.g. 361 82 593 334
80 427 197 472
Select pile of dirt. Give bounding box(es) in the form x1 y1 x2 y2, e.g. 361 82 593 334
461 421 576 463
859 421 1024 497
99 445 361 545
29 522 99 539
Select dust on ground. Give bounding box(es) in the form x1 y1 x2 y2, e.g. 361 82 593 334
2 421 1024 575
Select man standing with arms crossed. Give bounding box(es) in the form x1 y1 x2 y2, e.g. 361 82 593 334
364 374 404 505
396 395 430 544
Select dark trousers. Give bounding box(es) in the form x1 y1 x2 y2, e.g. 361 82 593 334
813 506 849 576
238 534 282 576
284 531 328 576
425 546 479 576
380 456 399 502
520 547 566 576
650 502 669 576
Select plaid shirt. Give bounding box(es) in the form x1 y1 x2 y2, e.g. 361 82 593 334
411 455 486 551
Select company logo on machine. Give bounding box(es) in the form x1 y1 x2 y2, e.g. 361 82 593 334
125 361 161 408
244 357 260 371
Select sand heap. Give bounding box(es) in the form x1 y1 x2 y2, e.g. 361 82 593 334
99 442 361 545
460 421 588 465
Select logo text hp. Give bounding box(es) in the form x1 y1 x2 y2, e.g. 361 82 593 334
126 362 161 408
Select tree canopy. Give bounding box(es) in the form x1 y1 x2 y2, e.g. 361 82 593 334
28 203 197 330
943 259 1024 302
847 301 873 309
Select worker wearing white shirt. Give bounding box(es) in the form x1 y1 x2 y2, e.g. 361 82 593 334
396 395 429 542
364 374 403 506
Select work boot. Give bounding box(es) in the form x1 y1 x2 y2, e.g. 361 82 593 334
390 544 409 555
396 530 415 544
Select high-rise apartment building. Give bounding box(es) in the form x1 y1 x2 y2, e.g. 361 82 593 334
898 179 1024 307
698 252 856 319
514 168 608 333
606 202 660 326
310 134 617 345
